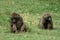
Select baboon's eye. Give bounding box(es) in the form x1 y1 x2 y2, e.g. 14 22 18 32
11 18 16 23
12 19 16 22
48 17 51 20
48 16 51 20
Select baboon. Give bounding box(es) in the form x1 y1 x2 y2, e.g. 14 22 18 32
39 13 53 29
10 12 27 33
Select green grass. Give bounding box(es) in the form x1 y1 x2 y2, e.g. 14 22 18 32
0 0 60 40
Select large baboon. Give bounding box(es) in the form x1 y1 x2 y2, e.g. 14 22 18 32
39 13 53 29
10 12 27 33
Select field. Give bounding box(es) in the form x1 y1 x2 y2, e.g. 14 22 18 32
0 0 60 40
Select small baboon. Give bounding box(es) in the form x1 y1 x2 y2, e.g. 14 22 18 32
39 13 53 29
10 12 27 33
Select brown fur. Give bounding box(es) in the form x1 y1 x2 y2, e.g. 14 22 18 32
10 12 27 33
39 13 53 29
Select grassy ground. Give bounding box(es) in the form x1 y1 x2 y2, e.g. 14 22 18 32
0 0 60 40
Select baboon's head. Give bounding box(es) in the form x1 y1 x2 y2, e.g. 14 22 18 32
11 12 20 23
43 13 52 22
